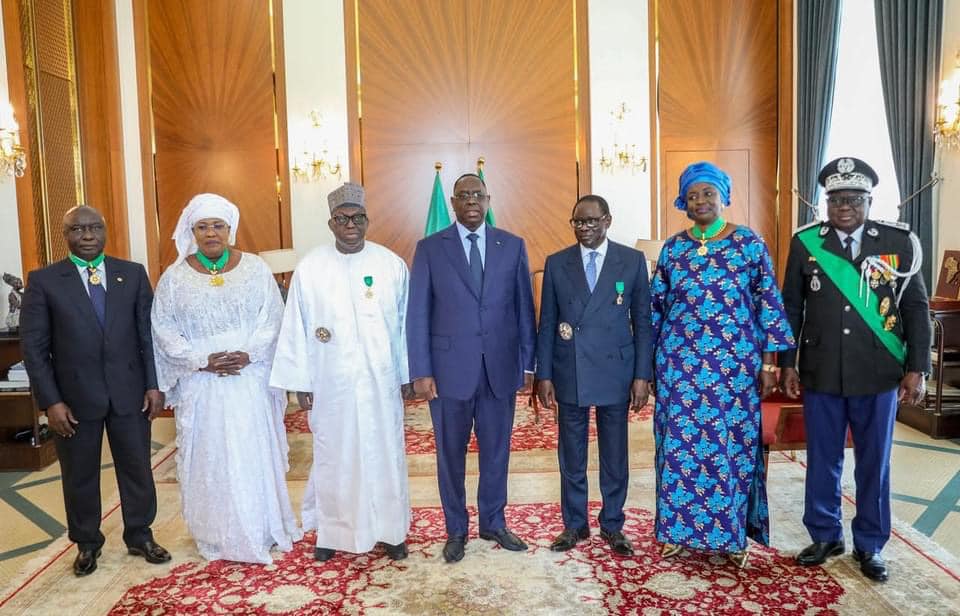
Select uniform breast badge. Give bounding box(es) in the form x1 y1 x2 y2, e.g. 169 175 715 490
559 322 574 341
810 274 821 292
363 275 374 299
615 281 625 305
315 327 332 343
883 315 897 331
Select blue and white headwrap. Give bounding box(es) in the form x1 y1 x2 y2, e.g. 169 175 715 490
673 161 732 211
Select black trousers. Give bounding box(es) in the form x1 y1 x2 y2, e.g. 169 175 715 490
54 407 157 551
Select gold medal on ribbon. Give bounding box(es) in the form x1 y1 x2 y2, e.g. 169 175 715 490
869 278 880 289
315 327 332 343
88 272 101 285
883 315 897 331
558 322 574 341
696 245 708 256
879 296 891 317
209 273 225 287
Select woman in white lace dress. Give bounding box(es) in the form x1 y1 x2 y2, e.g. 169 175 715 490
151 193 302 563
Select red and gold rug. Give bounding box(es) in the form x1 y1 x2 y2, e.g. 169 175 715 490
108 502 844 615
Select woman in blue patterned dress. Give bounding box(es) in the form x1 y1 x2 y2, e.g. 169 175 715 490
651 162 795 567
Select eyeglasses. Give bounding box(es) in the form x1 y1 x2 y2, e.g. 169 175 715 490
332 213 368 226
826 195 868 208
65 223 105 235
193 222 229 233
453 190 489 201
569 216 607 229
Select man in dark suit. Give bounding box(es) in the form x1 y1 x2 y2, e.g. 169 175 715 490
20 205 171 576
780 158 931 583
536 195 653 557
407 173 537 563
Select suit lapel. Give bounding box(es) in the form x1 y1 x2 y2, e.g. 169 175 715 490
57 259 102 331
440 224 480 300
584 243 625 316
562 245 592 312
480 225 501 299
103 257 124 334
822 226 848 261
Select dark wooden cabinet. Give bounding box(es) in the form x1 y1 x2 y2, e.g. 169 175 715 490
898 304 960 439
0 331 57 470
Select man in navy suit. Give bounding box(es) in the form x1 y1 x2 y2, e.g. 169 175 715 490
20 205 170 576
407 173 536 563
536 195 653 556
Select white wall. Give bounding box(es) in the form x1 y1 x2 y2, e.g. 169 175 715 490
114 0 148 271
283 0 350 256
588 0 651 245
0 7 23 327
936 2 960 275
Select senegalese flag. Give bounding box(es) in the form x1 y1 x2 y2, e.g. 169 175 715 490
424 163 451 236
478 157 496 227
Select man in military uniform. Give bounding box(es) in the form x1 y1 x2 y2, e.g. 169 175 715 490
780 157 931 582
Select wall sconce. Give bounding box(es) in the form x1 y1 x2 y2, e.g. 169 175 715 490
290 110 342 182
598 103 647 174
935 51 960 150
0 103 26 180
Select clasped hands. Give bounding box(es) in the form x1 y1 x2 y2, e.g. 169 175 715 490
202 351 251 377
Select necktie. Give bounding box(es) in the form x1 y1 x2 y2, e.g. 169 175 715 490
467 233 483 292
843 236 855 261
87 268 106 328
586 250 599 292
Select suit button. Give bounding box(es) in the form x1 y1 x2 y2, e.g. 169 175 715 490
843 328 850 335
844 305 851 312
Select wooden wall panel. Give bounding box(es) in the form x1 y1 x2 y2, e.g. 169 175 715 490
139 0 289 272
74 0 128 258
350 0 588 269
656 0 781 258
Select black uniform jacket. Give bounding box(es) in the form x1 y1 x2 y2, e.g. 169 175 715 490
779 220 931 396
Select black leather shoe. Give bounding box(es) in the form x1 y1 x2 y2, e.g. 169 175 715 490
599 528 634 556
127 540 172 564
73 548 101 577
443 536 467 563
852 549 889 582
550 527 590 552
314 547 335 562
384 542 408 561
479 528 528 551
796 541 845 566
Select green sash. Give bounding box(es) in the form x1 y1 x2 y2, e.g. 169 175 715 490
797 227 906 365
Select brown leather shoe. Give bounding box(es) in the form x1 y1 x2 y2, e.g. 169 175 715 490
127 540 172 564
599 528 634 556
73 548 101 576
550 527 590 552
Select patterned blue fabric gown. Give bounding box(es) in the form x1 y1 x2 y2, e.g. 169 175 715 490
651 226 794 552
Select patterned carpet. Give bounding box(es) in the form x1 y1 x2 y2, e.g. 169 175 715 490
3 397 959 614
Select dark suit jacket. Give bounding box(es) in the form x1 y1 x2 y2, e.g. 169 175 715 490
535 241 654 406
20 257 159 419
407 223 537 401
779 220 931 396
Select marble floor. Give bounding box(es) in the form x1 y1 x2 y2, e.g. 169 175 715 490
1 414 959 590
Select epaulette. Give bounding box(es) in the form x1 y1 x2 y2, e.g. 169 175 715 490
793 220 822 236
874 219 910 232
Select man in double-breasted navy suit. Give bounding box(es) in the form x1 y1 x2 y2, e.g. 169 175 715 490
20 205 171 576
536 195 654 557
407 173 537 563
